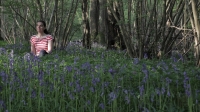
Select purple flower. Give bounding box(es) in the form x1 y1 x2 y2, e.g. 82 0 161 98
74 57 79 64
151 94 154 102
86 100 91 105
133 58 139 65
125 96 130 104
99 103 105 109
155 88 160 95
143 107 149 112
68 92 74 100
40 92 44 99
0 72 8 83
69 82 73 87
31 90 36 98
124 89 128 94
0 47 6 55
165 77 172 85
142 64 149 76
109 92 117 101
21 100 26 105
38 70 44 81
161 87 165 94
11 94 14 101
0 100 6 109
81 62 91 70
90 87 95 93
66 66 73 72
144 53 148 59
167 90 171 97
92 77 100 86
102 82 109 88
139 85 144 96
185 88 191 97
108 68 115 75
101 52 105 59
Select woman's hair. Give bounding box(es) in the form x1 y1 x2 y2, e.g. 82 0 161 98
37 20 49 34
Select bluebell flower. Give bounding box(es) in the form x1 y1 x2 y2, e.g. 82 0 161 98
81 62 91 70
92 77 100 86
151 94 154 102
155 88 160 95
99 103 105 110
74 57 79 64
133 58 139 65
165 77 172 85
0 100 6 109
102 82 109 89
40 92 44 99
144 53 148 59
0 47 6 55
109 92 117 101
124 89 128 94
90 87 95 93
66 66 73 72
125 96 130 104
143 107 149 112
139 85 144 96
161 87 165 94
167 90 171 97
68 91 74 100
31 90 36 98
86 100 91 105
108 68 115 76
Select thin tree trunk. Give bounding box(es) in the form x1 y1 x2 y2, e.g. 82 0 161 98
0 0 2 40
99 0 108 46
190 0 200 66
82 0 91 49
36 0 43 20
90 0 99 42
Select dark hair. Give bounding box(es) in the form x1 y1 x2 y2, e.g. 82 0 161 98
37 20 49 34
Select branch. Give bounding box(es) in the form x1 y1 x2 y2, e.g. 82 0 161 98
9 5 35 31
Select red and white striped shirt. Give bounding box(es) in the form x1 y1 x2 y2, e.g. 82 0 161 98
30 35 53 56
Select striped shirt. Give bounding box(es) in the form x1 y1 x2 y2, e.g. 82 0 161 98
30 35 53 56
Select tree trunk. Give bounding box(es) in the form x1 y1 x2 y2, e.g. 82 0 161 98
36 0 44 20
98 0 107 46
0 0 2 40
107 0 135 57
82 0 91 49
190 0 200 66
107 1 126 50
89 0 99 42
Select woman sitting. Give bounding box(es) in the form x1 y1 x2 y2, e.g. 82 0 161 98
30 20 53 57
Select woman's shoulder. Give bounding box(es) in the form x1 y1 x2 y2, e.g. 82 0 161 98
30 35 37 40
46 34 54 39
31 35 37 39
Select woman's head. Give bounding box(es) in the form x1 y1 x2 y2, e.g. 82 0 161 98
36 20 49 34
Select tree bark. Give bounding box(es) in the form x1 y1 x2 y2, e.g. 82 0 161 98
0 0 3 40
82 0 91 49
190 0 200 66
98 0 107 46
36 0 44 20
89 0 99 42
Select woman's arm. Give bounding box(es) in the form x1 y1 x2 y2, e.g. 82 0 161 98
47 39 53 53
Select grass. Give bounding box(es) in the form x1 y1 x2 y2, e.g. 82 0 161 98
0 41 200 112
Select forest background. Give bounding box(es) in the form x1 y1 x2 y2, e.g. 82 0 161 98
0 0 200 111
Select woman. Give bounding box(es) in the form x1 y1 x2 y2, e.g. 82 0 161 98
30 20 53 57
